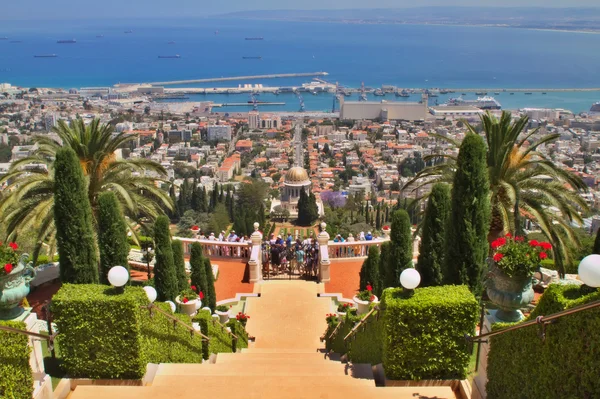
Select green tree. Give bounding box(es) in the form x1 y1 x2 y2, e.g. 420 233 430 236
594 228 600 255
297 188 310 226
203 257 217 311
153 215 178 301
446 134 491 295
416 183 451 286
359 246 380 294
53 147 98 284
171 240 188 291
378 242 392 296
189 243 208 297
97 192 130 284
385 210 413 289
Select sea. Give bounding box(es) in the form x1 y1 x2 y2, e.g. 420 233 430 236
1 18 599 113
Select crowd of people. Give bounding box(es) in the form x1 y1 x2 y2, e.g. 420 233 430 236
262 233 321 278
195 230 251 257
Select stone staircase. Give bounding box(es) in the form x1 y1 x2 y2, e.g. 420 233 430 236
67 281 458 399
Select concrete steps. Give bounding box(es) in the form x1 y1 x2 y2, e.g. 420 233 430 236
151 375 375 388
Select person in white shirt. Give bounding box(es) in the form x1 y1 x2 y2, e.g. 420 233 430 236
208 232 216 256
347 233 355 256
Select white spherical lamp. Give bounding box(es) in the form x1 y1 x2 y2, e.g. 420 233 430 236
108 266 129 288
165 300 176 313
195 300 203 310
143 286 157 303
400 268 421 290
578 255 600 287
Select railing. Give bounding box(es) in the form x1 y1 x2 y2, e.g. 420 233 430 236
211 315 238 342
0 303 58 358
328 239 389 259
174 237 252 260
343 306 379 342
142 303 210 341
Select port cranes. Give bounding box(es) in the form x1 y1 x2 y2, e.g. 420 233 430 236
359 82 367 101
296 92 305 112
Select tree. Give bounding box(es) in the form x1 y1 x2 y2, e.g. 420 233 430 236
53 147 98 284
445 134 491 295
359 246 380 294
594 228 600 255
384 210 413 289
378 242 392 296
203 257 217 311
97 192 130 284
189 243 208 298
416 183 451 286
297 188 318 226
153 215 178 301
172 240 188 292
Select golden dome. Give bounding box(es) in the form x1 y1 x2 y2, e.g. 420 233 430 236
285 167 310 183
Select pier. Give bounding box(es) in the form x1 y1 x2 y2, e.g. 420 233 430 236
213 102 286 107
118 72 329 87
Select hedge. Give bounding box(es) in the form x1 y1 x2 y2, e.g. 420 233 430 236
325 313 360 355
140 302 204 364
381 285 478 380
52 284 147 379
347 309 383 365
0 321 33 399
194 310 234 359
227 319 249 353
487 284 600 399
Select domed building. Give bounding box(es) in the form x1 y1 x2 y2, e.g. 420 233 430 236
269 166 323 219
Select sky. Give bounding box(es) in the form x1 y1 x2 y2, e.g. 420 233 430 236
1 0 597 20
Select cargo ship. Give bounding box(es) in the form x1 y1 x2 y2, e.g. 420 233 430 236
158 55 181 59
443 96 501 110
245 37 264 40
34 54 57 58
590 102 600 114
242 56 262 60
57 39 76 44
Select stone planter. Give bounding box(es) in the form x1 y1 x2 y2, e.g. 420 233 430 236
337 311 347 318
353 295 378 315
215 309 230 324
0 256 36 320
486 264 534 322
175 296 200 317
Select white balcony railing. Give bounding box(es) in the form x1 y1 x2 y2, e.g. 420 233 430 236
327 238 390 259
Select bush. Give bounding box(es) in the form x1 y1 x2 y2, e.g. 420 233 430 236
381 285 478 380
325 313 360 354
54 147 98 284
226 318 249 353
193 310 233 359
154 215 178 301
190 243 208 299
52 284 147 379
97 191 130 284
171 240 188 291
359 246 380 294
35 254 59 266
204 257 217 311
0 321 33 399
348 309 383 365
487 284 600 399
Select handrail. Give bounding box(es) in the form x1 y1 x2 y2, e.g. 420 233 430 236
328 318 344 340
343 306 378 341
327 238 390 247
0 324 57 342
467 298 600 343
211 316 239 341
142 304 210 341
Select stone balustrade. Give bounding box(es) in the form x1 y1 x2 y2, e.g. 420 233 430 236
327 238 389 259
173 237 252 260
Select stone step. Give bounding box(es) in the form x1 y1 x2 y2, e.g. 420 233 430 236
241 348 322 354
215 352 334 364
151 375 375 388
70 384 456 399
155 362 349 377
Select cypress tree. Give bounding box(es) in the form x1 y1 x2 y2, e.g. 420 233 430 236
297 188 310 226
446 134 491 295
219 184 224 203
359 245 380 294
201 186 208 212
153 215 178 301
378 241 392 295
189 243 208 299
258 202 266 231
385 205 390 223
97 192 130 285
384 209 413 289
191 177 200 212
308 192 319 224
54 147 99 284
203 257 217 311
417 183 451 287
375 203 382 230
210 183 218 211
172 240 188 291
169 183 178 219
594 227 600 255
245 211 254 237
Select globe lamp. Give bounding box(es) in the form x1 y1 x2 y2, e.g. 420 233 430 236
400 268 421 290
579 255 600 288
143 286 157 303
108 266 129 293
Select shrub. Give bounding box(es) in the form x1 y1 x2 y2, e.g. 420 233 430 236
359 245 380 294
487 284 600 399
54 147 98 284
171 240 188 292
97 191 130 284
381 285 478 380
52 284 147 379
216 305 229 312
193 310 233 359
385 210 412 289
325 313 361 354
203 257 217 311
153 215 178 301
226 319 249 353
348 310 383 365
34 254 59 266
0 321 33 399
189 243 208 300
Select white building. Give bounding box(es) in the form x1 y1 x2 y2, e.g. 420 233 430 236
248 111 260 130
207 125 232 141
248 111 281 130
340 96 428 121
521 108 560 121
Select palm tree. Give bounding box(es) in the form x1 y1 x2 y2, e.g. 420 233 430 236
0 118 173 259
405 111 588 275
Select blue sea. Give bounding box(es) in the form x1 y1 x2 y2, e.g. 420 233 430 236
1 18 599 113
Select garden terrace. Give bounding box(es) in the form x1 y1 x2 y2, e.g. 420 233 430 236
327 239 389 260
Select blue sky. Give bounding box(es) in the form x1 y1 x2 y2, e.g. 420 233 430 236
2 0 596 20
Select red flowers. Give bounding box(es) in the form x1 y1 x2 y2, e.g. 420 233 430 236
366 284 373 292
191 285 197 292
529 240 539 247
236 312 249 321
491 237 507 249
505 233 512 238
514 236 525 242
540 242 552 250
199 291 205 300
4 264 12 274
370 295 375 301
539 252 548 260
182 298 189 304
493 253 504 262
8 242 18 250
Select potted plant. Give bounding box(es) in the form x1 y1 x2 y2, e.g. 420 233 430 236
0 242 36 320
382 225 391 238
353 284 378 315
175 285 202 317
235 312 250 327
336 302 355 317
215 305 230 323
486 235 550 322
325 313 338 327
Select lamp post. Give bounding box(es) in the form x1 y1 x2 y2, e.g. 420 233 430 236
400 268 421 297
578 255 600 288
142 247 154 281
108 266 129 294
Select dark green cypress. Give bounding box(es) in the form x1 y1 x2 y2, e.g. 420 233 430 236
171 240 188 291
54 147 99 284
210 183 218 211
153 215 178 301
445 134 491 295
297 188 310 226
97 192 130 285
308 192 319 224
384 209 413 289
375 203 382 230
203 257 217 311
169 183 178 219
258 202 266 231
594 227 600 255
189 243 208 298
385 205 390 223
219 184 224 203
191 176 200 212
201 186 208 212
359 245 380 294
416 183 451 287
378 241 392 295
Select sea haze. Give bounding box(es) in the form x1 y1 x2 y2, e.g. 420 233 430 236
0 18 598 112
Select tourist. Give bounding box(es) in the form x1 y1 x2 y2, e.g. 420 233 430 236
359 231 366 241
286 233 293 247
347 233 355 257
218 230 225 241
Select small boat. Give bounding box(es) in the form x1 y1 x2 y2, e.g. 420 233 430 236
242 56 262 60
168 41 176 44
96 35 104 38
475 91 487 95
494 92 500 95
542 92 547 95
158 55 181 59
462 93 467 96
245 37 264 40
510 92 514 95
359 93 368 101
57 39 76 44
9 40 22 43
124 30 133 34
524 92 533 95
34 54 57 58
396 90 410 97
374 89 385 96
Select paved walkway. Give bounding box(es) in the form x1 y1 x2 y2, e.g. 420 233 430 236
245 280 331 350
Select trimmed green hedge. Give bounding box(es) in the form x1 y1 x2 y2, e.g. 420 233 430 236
325 313 360 354
52 284 147 379
348 309 383 365
193 310 234 360
0 321 33 399
381 286 478 380
140 303 204 364
487 284 600 399
227 319 249 352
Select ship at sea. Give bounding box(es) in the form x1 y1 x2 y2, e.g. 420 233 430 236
242 56 262 60
245 37 264 40
158 55 181 59
590 102 600 114
57 39 76 44
124 30 133 34
443 96 501 110
34 54 57 58
0 37 8 40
